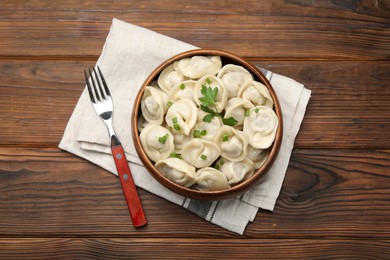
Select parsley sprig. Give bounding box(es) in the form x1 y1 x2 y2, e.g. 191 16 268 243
199 82 238 126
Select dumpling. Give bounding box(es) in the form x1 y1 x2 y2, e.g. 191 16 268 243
141 86 169 125
158 61 185 94
217 64 253 98
237 80 273 108
216 158 255 186
137 114 150 132
223 97 254 129
178 55 222 79
214 126 249 162
193 75 228 112
140 124 175 162
195 167 230 191
165 99 197 136
172 133 192 152
168 80 196 103
155 158 197 187
247 145 269 169
181 139 220 168
192 109 223 141
243 106 278 149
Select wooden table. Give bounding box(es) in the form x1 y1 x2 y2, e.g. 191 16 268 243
1 1 389 259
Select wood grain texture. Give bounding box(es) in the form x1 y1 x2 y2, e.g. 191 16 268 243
0 238 389 259
1 0 389 257
0 0 388 59
0 148 388 238
0 60 388 148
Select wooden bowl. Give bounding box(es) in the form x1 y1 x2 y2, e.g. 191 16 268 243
132 49 283 200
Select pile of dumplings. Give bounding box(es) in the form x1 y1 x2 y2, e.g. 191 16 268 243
138 55 279 192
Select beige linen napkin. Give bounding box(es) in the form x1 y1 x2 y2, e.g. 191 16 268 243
59 18 311 234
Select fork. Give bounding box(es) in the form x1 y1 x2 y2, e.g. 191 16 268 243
84 66 147 227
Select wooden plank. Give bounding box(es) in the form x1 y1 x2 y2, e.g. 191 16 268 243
0 1 388 59
0 238 389 259
0 148 388 238
1 0 389 20
267 61 390 149
0 60 388 148
1 0 387 257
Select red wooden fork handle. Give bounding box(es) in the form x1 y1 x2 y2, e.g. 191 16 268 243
111 144 147 227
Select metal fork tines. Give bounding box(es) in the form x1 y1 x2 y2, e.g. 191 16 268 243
84 66 147 227
84 66 118 144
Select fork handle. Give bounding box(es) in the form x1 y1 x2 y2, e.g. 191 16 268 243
111 144 147 228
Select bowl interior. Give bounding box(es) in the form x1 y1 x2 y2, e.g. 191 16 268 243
132 49 283 200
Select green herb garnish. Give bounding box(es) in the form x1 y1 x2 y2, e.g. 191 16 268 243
202 114 214 123
214 159 224 170
200 154 207 160
180 83 185 90
199 85 218 107
255 108 260 113
222 134 229 142
169 152 182 159
245 109 250 116
167 101 173 107
193 130 201 138
200 104 215 114
173 123 181 131
222 117 238 126
172 117 178 123
198 84 238 126
192 129 207 138
158 134 169 144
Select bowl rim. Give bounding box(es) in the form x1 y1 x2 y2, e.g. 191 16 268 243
131 48 283 200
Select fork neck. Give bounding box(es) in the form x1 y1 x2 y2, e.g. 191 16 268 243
111 135 121 147
105 120 120 146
